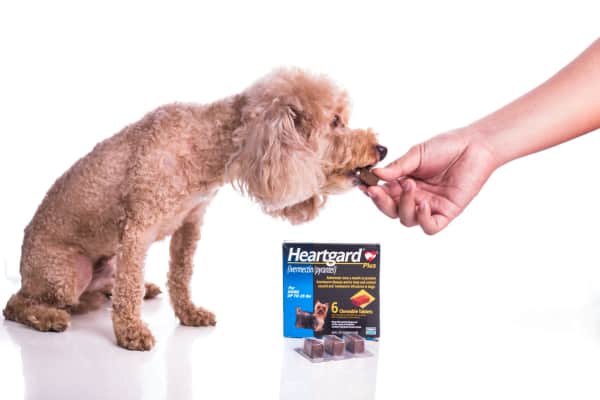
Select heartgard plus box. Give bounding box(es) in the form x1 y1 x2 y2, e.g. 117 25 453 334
283 242 380 339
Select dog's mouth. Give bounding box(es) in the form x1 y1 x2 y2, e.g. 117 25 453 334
351 164 375 176
323 163 380 194
350 164 374 176
348 164 376 186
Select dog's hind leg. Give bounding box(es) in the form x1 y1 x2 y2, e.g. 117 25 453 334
100 283 162 300
69 291 109 314
2 243 91 331
144 282 162 299
168 206 216 327
3 292 71 332
87 255 161 300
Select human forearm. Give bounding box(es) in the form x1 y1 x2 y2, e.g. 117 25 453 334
367 38 600 234
468 38 600 168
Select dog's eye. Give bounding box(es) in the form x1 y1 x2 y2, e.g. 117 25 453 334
331 114 341 128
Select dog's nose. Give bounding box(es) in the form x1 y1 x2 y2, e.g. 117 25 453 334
375 145 387 161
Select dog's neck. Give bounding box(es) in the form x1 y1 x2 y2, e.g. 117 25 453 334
185 94 247 186
202 94 246 136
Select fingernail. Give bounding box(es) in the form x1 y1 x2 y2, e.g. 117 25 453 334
366 190 375 198
401 180 411 192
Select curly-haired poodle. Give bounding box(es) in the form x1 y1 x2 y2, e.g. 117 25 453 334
3 68 387 350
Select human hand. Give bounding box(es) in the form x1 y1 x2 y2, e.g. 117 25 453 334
363 129 498 234
362 38 600 234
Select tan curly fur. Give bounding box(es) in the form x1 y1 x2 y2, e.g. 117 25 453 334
3 68 385 350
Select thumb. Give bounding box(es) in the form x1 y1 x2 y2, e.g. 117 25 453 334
372 145 421 181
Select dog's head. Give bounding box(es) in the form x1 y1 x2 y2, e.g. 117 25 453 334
231 68 386 223
313 300 329 319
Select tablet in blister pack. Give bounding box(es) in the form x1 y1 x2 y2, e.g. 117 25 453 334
295 334 372 363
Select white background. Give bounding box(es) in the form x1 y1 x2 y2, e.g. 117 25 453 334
1 1 600 399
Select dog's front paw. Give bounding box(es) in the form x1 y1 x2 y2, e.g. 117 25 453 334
113 318 156 351
177 306 216 327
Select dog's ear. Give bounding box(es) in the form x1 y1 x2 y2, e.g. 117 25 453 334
232 97 324 211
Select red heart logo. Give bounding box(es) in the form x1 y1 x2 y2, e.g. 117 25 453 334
364 250 377 262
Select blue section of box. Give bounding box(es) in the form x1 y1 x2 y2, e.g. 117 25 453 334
282 243 315 337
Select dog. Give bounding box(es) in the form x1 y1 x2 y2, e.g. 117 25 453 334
3 68 387 350
294 300 329 333
295 306 315 330
312 300 329 333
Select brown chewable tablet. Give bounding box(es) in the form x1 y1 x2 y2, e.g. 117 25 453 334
344 333 365 354
323 335 345 356
303 338 324 358
357 168 379 186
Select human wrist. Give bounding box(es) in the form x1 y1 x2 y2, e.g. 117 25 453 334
452 122 507 175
